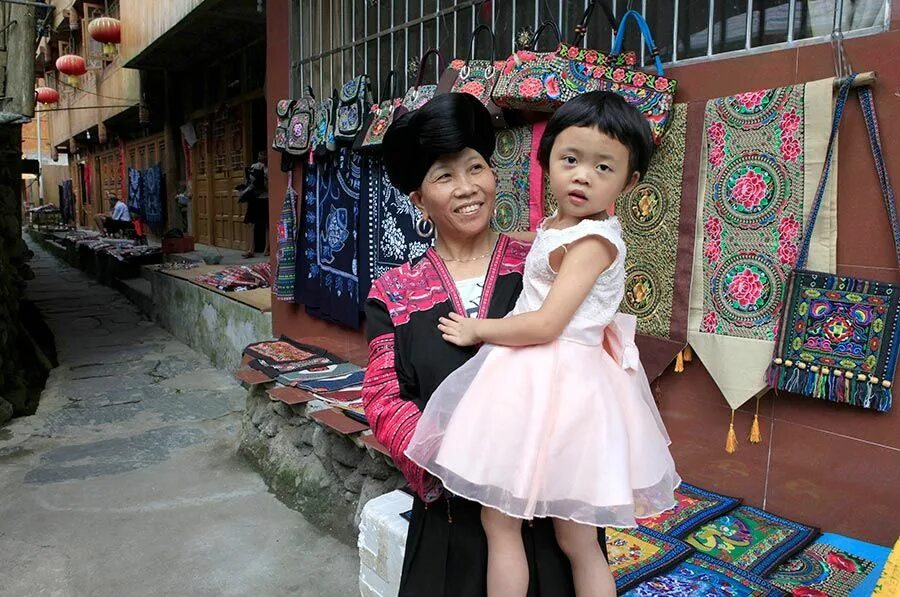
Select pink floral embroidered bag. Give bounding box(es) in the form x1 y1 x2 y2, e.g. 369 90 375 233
353 70 402 155
436 25 507 128
396 49 443 117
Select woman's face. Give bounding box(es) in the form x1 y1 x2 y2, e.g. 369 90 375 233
410 148 496 242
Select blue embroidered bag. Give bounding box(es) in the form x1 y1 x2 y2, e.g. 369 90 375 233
334 75 372 144
768 79 900 412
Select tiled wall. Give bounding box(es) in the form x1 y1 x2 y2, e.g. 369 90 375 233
267 1 900 546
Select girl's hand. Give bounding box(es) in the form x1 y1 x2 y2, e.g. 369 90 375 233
438 313 482 347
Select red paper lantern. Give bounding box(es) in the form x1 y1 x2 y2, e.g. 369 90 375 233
88 16 121 56
56 54 87 86
35 86 60 105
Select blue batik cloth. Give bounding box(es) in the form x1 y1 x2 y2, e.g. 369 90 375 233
142 164 163 234
127 167 143 219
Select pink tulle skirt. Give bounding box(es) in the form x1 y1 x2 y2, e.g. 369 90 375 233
405 338 680 528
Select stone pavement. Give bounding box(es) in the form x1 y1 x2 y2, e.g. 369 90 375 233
0 240 359 597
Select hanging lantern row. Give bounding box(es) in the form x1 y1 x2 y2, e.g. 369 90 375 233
56 54 87 86
35 86 60 105
88 16 121 56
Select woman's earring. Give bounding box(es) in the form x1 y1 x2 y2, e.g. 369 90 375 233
415 215 434 238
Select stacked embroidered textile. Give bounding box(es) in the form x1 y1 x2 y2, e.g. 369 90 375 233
197 262 272 292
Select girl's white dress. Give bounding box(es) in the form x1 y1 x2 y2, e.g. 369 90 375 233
405 217 680 528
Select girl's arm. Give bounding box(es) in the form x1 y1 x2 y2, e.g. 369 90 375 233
506 231 537 243
438 235 617 347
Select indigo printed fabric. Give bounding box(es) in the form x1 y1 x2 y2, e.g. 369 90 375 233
142 163 164 233
605 527 692 592
617 104 687 339
699 85 806 341
127 167 143 218
359 157 430 297
623 554 783 596
299 149 363 328
686 504 818 576
274 179 299 301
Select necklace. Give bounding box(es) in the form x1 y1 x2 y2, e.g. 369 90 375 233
436 236 497 263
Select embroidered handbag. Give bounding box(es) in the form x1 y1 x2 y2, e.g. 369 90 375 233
311 91 337 159
768 79 900 412
272 99 294 152
353 70 402 155
491 7 636 114
285 87 316 156
397 49 443 116
594 10 677 144
437 25 508 128
334 74 372 144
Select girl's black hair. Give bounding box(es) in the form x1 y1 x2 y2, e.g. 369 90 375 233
383 93 495 194
537 91 654 178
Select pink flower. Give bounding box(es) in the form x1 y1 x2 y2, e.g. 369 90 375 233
623 52 637 66
729 268 765 308
544 75 561 100
702 311 718 333
705 217 723 239
632 72 648 88
654 77 670 92
731 169 769 210
792 589 829 597
707 122 726 143
781 136 802 162
584 50 599 64
567 46 580 59
518 77 544 98
517 51 536 62
704 241 722 263
708 145 725 168
777 240 799 265
450 59 465 71
736 90 768 110
592 67 606 79
778 215 801 240
460 80 486 99
780 108 801 134
612 68 627 82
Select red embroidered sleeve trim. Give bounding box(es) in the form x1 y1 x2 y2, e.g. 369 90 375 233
361 333 440 501
368 260 451 327
499 235 530 276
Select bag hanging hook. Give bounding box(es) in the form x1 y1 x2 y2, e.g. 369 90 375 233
830 0 852 81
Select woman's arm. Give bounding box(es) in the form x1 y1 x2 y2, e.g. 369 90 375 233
439 235 617 347
506 231 537 243
362 297 442 501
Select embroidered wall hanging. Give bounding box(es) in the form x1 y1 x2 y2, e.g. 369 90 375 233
274 173 299 302
636 482 741 538
491 122 545 233
298 148 364 328
359 156 431 298
685 504 819 576
687 78 838 413
605 526 692 592
623 553 783 596
768 533 890 597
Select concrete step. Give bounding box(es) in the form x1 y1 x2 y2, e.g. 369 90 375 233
115 277 155 319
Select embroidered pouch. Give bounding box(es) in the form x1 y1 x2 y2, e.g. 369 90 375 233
334 74 372 143
354 70 402 155
286 92 316 155
272 99 294 152
397 49 443 116
437 26 507 128
768 81 900 412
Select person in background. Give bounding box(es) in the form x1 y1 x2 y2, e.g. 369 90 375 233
237 151 269 258
175 182 191 233
93 193 133 237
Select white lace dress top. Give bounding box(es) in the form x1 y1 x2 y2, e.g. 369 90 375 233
511 216 626 346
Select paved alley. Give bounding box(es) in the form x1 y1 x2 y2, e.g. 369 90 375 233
0 240 359 597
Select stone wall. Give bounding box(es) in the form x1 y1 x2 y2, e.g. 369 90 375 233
239 387 405 544
0 125 38 424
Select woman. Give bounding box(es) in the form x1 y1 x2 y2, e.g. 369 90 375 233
237 151 269 258
362 93 607 596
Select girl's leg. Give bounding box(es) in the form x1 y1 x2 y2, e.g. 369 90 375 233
553 519 616 597
481 507 528 597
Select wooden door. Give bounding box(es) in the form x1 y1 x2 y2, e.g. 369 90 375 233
192 118 212 245
211 106 249 249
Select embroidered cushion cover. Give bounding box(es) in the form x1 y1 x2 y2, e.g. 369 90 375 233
623 553 783 596
637 482 741 538
605 526 692 592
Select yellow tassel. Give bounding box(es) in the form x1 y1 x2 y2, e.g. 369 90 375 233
725 410 738 454
674 351 685 373
683 345 693 362
749 396 762 443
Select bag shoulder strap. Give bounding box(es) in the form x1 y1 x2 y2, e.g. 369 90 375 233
573 0 618 46
415 49 444 88
859 85 900 266
530 21 562 51
795 76 855 269
611 10 664 75
466 25 496 62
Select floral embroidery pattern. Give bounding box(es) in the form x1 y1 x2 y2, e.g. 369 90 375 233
700 84 805 340
491 125 536 233
769 542 876 597
625 554 783 596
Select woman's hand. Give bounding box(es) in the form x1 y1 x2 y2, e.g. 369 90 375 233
438 313 482 347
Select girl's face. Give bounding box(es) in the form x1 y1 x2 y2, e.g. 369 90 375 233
410 147 497 242
547 126 639 220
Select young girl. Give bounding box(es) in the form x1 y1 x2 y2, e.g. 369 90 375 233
405 91 680 597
